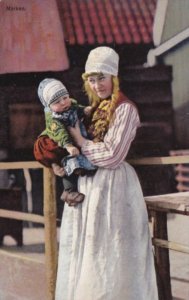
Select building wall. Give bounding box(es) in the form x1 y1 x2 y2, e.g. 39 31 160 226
160 0 189 148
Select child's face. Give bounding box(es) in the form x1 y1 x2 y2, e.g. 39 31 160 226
87 73 113 99
50 95 71 113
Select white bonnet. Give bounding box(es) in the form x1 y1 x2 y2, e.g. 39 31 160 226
85 46 119 76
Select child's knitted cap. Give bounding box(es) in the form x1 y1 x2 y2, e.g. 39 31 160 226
38 78 69 107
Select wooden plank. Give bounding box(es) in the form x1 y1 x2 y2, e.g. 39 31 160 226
128 155 189 165
43 168 58 300
0 155 189 171
177 182 189 192
153 238 189 254
0 250 47 300
153 211 172 300
0 209 44 224
176 174 189 182
0 161 43 170
121 65 172 82
145 192 189 215
175 164 189 172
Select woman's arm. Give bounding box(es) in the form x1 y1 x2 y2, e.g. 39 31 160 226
69 103 140 168
68 124 87 148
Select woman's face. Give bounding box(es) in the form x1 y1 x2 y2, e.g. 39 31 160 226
50 95 71 113
87 74 113 99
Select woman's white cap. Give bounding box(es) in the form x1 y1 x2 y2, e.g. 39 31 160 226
85 46 119 76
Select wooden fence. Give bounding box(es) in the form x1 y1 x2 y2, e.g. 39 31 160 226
0 161 57 300
130 155 189 300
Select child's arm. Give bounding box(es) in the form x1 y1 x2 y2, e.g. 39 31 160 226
45 110 80 157
45 111 74 148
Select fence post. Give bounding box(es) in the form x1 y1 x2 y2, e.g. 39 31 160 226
43 167 58 300
153 211 172 300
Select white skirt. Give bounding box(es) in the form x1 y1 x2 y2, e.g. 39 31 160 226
55 162 158 300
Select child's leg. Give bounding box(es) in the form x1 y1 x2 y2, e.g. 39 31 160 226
62 173 78 191
61 174 85 206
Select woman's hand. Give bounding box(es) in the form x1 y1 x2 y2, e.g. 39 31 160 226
66 145 80 156
68 122 87 147
84 106 93 116
52 163 65 177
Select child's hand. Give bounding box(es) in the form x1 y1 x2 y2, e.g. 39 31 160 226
66 145 80 156
52 163 65 177
84 106 93 116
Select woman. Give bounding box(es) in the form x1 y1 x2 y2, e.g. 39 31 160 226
55 46 158 300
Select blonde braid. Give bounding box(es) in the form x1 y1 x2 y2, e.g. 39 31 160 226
107 76 120 124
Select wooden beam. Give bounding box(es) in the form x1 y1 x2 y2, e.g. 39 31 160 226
145 191 189 215
0 248 44 263
128 155 189 165
0 155 189 171
0 209 44 224
153 238 189 254
153 211 172 300
0 161 43 170
43 168 58 300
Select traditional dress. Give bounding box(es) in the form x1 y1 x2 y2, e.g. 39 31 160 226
55 96 158 300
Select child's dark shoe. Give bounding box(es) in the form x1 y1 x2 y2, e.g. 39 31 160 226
61 190 85 206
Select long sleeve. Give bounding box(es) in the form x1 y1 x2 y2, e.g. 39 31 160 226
81 102 140 168
42 111 73 148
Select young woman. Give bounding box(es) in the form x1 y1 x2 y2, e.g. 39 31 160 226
55 46 158 300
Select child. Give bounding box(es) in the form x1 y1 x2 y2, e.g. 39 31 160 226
35 78 97 206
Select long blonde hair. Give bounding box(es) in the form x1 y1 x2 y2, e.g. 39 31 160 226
82 72 120 124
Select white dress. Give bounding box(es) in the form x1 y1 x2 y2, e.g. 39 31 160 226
55 101 158 300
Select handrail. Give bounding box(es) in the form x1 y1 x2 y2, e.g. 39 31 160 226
1 155 189 171
0 209 44 223
146 27 189 67
0 161 42 170
0 161 57 300
128 155 189 165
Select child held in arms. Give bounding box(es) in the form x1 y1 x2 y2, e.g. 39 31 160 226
34 78 96 206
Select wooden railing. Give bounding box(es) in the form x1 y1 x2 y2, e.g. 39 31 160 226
1 156 189 300
0 161 57 300
130 155 189 300
129 154 189 165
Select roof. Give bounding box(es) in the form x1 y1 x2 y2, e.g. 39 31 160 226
0 0 69 74
59 0 157 45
